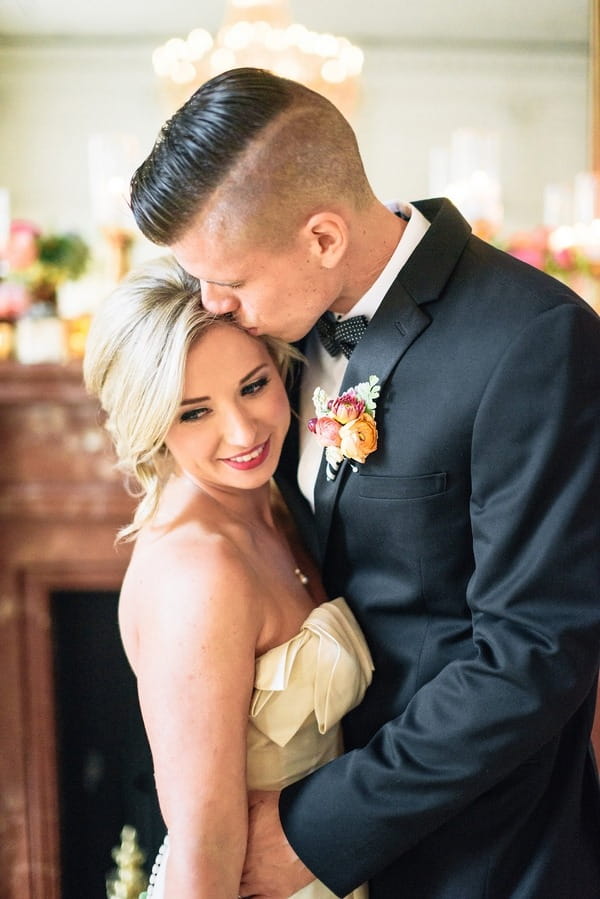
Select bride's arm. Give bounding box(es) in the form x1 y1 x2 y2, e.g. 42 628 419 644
125 536 262 898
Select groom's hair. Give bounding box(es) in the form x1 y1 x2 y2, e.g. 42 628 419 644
130 67 373 249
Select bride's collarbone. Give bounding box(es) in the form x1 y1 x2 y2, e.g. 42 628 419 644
158 482 313 604
243 530 307 591
240 528 315 607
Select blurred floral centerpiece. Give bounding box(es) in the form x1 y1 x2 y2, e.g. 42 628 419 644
502 222 600 314
0 220 91 363
503 226 589 279
0 219 90 320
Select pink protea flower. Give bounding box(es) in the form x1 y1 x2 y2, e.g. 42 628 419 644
330 390 365 424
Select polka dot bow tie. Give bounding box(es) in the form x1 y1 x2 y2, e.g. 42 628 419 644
316 312 369 359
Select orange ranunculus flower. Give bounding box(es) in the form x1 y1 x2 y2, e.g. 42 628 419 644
339 413 378 464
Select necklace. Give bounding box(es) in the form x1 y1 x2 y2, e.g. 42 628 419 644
294 566 309 585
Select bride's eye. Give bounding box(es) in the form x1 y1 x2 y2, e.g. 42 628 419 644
180 406 209 423
241 376 269 397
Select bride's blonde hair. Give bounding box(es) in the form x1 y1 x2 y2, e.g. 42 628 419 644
84 255 300 541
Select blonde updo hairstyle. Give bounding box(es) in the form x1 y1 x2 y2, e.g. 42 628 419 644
84 256 299 541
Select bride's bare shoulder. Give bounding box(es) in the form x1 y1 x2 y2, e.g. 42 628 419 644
119 492 262 668
124 516 252 602
125 477 244 586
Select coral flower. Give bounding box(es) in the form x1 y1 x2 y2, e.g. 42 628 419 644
339 414 378 464
313 416 342 447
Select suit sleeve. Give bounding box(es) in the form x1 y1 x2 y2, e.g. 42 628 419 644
279 301 600 895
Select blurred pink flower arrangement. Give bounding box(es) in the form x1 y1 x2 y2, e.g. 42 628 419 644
0 220 89 320
501 223 600 314
502 225 594 279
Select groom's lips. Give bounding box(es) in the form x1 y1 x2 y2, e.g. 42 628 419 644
222 438 270 471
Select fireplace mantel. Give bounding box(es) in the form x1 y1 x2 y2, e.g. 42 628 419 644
0 361 135 899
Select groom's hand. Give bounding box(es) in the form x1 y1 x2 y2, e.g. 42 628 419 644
240 789 316 898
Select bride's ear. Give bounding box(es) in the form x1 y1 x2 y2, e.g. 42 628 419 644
302 212 348 269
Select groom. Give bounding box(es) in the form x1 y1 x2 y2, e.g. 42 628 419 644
130 68 600 898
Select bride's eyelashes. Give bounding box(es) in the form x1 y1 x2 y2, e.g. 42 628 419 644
179 405 210 423
178 377 271 423
241 375 270 397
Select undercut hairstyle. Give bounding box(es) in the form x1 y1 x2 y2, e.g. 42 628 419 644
83 256 300 541
129 67 374 249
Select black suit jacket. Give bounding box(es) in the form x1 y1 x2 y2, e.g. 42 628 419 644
277 199 600 898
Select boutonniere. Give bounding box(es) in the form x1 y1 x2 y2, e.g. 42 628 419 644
308 375 381 480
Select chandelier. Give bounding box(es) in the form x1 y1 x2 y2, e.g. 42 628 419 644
152 0 364 119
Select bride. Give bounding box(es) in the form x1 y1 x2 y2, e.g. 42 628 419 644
84 256 373 899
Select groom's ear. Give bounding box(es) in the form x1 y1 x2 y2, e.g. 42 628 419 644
302 212 348 269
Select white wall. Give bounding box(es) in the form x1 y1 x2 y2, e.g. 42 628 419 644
0 36 588 261
356 43 588 233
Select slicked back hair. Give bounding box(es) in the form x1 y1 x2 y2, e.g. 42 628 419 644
130 67 373 250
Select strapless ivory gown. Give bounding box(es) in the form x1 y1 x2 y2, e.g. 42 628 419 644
145 597 373 899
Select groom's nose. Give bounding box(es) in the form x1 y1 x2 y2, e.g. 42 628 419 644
201 281 240 315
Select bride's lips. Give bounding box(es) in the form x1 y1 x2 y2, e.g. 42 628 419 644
222 438 271 471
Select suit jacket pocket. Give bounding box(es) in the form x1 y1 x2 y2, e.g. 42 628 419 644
358 472 447 500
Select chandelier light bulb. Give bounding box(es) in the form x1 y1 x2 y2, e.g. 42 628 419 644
152 0 364 119
187 28 214 58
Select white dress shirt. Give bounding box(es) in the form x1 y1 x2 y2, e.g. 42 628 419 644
298 201 430 507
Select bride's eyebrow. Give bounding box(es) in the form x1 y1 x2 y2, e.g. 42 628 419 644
179 364 268 406
240 364 268 385
180 395 209 406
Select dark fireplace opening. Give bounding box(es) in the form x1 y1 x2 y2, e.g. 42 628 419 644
51 590 164 898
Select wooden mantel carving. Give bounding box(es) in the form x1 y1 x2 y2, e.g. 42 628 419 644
0 361 134 899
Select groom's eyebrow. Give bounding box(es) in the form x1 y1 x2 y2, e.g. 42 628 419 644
204 278 243 287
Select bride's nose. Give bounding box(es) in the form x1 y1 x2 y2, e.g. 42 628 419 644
223 405 257 447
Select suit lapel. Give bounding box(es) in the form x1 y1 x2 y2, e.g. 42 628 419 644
313 198 472 561
314 284 432 556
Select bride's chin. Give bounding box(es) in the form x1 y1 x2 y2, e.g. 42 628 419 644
177 461 277 496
